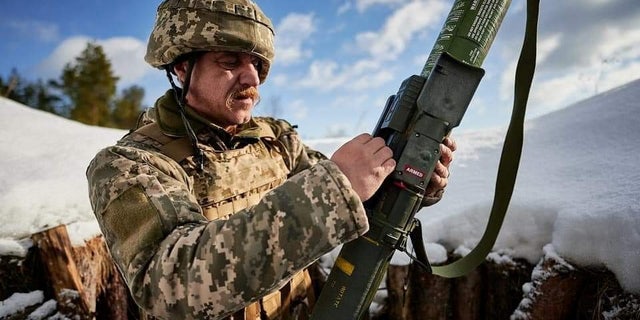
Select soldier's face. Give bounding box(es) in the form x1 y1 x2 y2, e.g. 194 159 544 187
175 51 261 131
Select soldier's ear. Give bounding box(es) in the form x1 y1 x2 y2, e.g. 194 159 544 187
173 61 188 84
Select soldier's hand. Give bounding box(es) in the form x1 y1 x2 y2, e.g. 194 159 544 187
331 133 396 201
425 136 457 197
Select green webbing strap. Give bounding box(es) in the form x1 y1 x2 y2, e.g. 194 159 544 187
431 0 539 278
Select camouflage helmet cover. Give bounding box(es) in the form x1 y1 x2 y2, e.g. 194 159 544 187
145 0 275 83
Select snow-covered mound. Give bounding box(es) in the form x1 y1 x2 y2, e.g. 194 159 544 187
0 98 124 245
416 78 640 293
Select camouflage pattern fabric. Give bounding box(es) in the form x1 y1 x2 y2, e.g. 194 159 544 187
86 91 368 319
145 0 275 83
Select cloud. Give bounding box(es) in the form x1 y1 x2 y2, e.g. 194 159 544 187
533 1 640 73
270 74 289 87
37 36 152 87
490 0 640 120
329 94 369 108
297 60 341 90
499 33 562 102
354 0 447 62
287 99 309 120
295 0 446 93
37 36 90 78
355 0 404 12
297 58 393 91
337 2 352 15
596 27 640 64
351 68 394 91
533 74 591 114
4 20 59 42
99 37 152 86
274 13 317 65
598 60 640 93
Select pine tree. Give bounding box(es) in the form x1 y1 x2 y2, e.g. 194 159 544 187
32 79 62 115
54 42 118 126
0 68 20 101
1 69 62 115
1 69 27 102
112 85 145 129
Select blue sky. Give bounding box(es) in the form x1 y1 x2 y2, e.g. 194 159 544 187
2 0 639 139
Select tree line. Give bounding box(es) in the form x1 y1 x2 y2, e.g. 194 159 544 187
1 42 144 129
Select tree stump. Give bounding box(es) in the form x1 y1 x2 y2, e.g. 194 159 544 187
30 225 92 317
29 225 133 319
73 235 130 320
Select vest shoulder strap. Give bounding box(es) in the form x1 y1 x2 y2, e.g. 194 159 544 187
135 123 194 163
255 117 298 139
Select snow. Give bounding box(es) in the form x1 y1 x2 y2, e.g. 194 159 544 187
0 78 639 297
0 98 121 245
0 291 44 318
0 238 31 257
26 299 57 320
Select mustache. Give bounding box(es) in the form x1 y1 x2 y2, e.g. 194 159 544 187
230 87 260 101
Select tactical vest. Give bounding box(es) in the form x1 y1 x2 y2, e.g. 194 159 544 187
135 121 316 320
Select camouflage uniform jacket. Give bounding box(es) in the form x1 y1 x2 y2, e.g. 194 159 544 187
86 90 368 319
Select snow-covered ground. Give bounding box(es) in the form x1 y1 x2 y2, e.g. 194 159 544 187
413 78 640 294
0 78 638 297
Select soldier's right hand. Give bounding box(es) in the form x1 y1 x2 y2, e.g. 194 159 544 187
330 133 396 201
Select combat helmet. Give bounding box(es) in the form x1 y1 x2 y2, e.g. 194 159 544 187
145 0 275 83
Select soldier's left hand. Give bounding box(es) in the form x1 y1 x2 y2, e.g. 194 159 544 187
425 136 457 197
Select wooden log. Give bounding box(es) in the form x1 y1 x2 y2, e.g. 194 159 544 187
30 225 91 317
66 232 134 319
377 264 411 320
574 268 640 319
483 253 533 320
451 264 484 320
406 262 452 320
0 247 47 301
72 235 112 313
597 290 640 319
71 234 133 320
96 266 131 320
510 248 584 320
365 248 640 320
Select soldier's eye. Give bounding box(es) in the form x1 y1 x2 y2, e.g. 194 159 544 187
215 53 241 70
250 56 261 69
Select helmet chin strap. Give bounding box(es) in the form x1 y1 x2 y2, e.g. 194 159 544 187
165 55 206 171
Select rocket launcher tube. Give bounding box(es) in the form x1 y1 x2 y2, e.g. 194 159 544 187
422 0 511 76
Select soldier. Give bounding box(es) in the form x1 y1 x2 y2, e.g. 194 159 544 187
86 0 456 319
